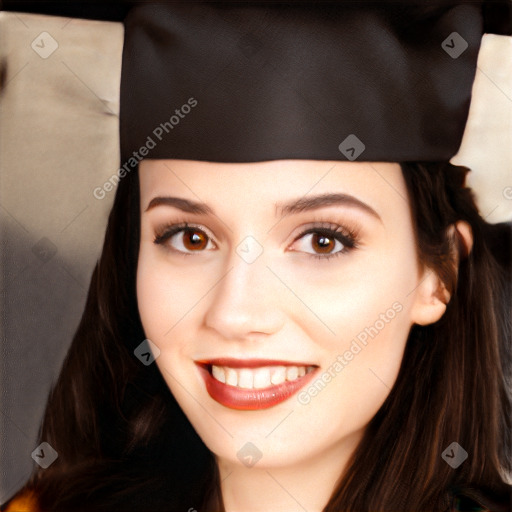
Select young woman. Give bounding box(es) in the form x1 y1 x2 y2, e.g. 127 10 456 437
2 2 511 511
4 159 511 511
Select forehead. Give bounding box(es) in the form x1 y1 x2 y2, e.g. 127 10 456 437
138 159 407 211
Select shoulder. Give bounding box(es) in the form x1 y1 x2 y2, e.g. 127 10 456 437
1 489 39 512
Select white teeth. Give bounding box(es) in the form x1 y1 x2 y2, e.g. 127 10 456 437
271 366 287 385
212 365 226 383
286 366 299 381
253 367 271 389
210 364 311 389
238 369 253 389
225 367 238 386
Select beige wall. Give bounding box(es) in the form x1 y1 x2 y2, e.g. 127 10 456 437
0 12 122 503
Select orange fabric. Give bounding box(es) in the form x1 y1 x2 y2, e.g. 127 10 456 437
3 490 38 512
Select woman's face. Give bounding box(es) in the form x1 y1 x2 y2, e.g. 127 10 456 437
137 159 438 471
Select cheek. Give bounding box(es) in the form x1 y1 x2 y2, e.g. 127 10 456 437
279 236 418 355
137 261 170 341
288 242 418 426
136 248 208 342
136 252 207 403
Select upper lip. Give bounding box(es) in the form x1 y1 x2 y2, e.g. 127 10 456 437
195 358 317 369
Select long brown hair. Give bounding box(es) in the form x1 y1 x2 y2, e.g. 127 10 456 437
324 162 512 511
12 162 512 511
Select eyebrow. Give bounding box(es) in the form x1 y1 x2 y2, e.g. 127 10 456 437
145 196 213 215
275 193 381 221
145 192 381 221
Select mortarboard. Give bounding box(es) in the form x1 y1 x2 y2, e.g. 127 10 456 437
1 0 511 165
118 1 512 165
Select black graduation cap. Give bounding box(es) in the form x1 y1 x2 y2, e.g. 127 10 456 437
2 0 511 165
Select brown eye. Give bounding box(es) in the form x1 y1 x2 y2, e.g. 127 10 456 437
182 229 208 251
154 224 216 254
311 233 336 254
289 225 356 261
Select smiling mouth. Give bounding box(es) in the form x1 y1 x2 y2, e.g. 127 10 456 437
195 359 318 410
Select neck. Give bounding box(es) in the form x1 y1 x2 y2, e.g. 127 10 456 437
217 429 363 512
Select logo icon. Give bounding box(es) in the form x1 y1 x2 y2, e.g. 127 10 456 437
442 32 468 59
31 442 58 468
134 339 161 366
441 441 468 468
31 32 59 59
236 236 264 264
32 237 58 263
338 134 366 161
236 442 263 468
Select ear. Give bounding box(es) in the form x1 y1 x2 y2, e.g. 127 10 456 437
409 221 473 327
409 268 450 326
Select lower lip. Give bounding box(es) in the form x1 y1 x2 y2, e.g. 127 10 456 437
197 365 318 410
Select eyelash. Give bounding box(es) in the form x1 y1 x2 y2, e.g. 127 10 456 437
153 220 359 261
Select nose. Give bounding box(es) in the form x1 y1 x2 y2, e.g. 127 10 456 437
204 250 285 341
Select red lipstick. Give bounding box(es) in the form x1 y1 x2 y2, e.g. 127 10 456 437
195 359 318 410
